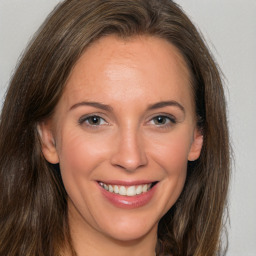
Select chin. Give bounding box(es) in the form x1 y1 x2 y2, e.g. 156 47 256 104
95 209 160 243
104 222 158 243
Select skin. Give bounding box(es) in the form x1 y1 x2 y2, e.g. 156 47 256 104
39 35 203 256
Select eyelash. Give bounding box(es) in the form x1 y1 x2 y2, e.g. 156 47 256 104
78 115 108 127
148 114 177 128
78 114 177 129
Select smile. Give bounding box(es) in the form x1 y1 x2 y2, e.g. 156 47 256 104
98 182 154 196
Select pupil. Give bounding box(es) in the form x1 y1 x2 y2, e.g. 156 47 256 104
91 116 99 124
156 116 165 124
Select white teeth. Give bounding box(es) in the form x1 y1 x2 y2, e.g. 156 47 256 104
108 185 114 193
99 182 153 196
136 185 142 195
127 186 136 196
114 185 119 194
119 186 126 196
142 184 148 192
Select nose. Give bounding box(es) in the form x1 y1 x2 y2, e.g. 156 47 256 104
110 128 148 172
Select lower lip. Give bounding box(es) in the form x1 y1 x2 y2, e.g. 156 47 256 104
99 184 157 209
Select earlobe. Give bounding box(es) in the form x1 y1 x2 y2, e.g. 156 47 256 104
188 129 203 161
37 122 59 164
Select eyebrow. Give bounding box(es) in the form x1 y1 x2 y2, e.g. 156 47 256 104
148 101 185 113
69 101 113 112
69 100 185 113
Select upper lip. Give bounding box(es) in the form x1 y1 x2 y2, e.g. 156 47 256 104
97 180 158 186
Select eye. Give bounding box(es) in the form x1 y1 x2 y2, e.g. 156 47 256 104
149 115 176 127
79 115 108 126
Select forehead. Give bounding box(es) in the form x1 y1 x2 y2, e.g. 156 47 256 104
61 35 193 110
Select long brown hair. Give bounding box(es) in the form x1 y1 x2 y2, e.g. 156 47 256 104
0 1 230 255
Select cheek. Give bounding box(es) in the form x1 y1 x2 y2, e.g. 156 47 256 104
161 138 189 189
147 131 192 210
149 130 192 173
57 129 111 183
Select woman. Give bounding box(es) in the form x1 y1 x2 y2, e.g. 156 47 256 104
0 0 230 255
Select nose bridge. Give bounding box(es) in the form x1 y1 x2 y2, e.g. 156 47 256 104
111 123 147 171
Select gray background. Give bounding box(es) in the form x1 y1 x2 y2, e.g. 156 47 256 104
0 0 255 255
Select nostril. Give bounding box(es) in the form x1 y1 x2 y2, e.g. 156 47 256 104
110 133 148 171
111 153 148 172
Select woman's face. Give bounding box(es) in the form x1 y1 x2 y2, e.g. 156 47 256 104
40 35 203 243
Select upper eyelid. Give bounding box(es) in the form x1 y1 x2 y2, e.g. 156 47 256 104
78 114 108 124
77 112 177 125
147 113 177 122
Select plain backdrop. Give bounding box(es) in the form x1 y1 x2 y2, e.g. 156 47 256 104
0 0 255 255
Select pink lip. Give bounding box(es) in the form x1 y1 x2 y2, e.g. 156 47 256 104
98 181 158 209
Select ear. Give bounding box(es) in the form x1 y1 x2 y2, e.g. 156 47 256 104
188 128 203 161
37 121 59 164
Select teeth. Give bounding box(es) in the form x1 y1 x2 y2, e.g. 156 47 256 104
108 185 114 193
127 186 136 196
136 185 142 195
114 185 119 194
119 186 126 196
99 182 152 196
142 184 148 192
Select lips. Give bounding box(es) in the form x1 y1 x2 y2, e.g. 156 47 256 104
98 181 158 209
